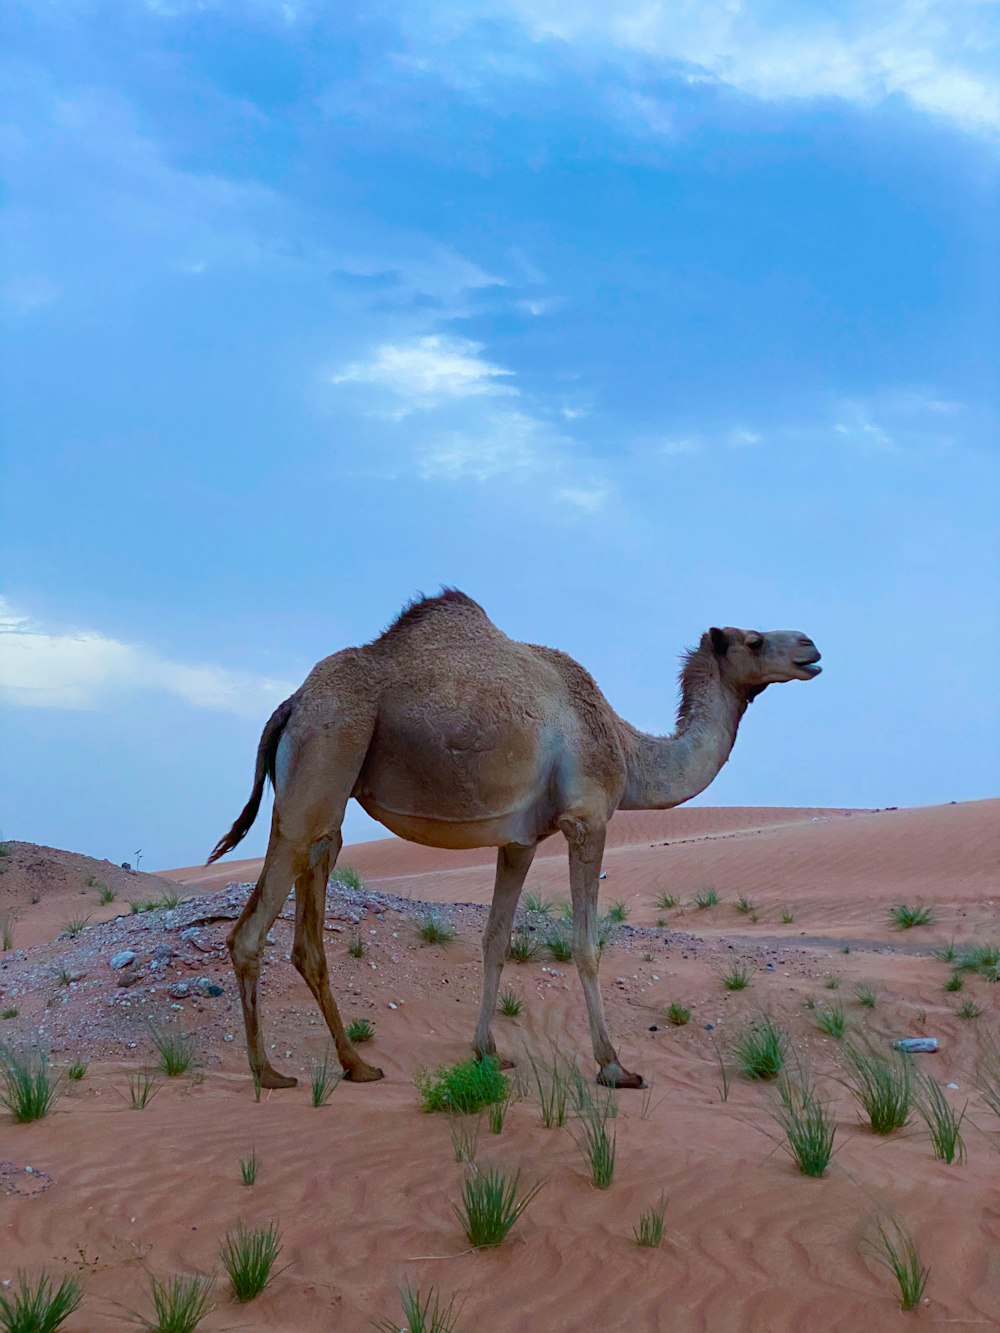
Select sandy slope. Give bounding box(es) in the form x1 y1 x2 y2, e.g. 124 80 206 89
1 801 998 1332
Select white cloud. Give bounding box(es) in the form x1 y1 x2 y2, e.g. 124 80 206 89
446 0 1000 135
1 274 61 314
661 436 701 454
0 598 293 716
557 481 611 511
728 427 762 447
332 334 516 412
418 407 558 481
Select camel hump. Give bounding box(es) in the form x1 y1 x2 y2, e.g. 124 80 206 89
371 588 492 646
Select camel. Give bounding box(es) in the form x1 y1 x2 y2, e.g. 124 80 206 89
208 589 821 1090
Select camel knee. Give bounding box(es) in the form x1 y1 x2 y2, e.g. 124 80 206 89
575 945 600 979
228 930 262 979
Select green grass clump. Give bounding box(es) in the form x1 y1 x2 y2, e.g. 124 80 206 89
417 915 457 945
346 1018 374 1043
220 1221 282 1303
721 963 751 991
773 1076 836 1177
654 891 679 910
844 1043 913 1134
543 926 573 962
815 1003 847 1039
522 891 553 916
126 1070 160 1109
933 938 957 963
888 902 934 930
62 915 91 938
448 1113 481 1163
870 1217 929 1311
665 1002 690 1026
956 999 983 1020
508 930 538 963
331 864 364 890
732 1016 787 1081
129 899 151 914
944 972 963 993
132 1273 214 1333
574 1091 617 1188
916 1074 966 1164
606 899 630 923
65 1060 87 1081
0 1271 83 1333
95 883 116 904
498 989 523 1018
416 1056 508 1115
693 888 719 910
955 942 1000 983
0 1048 61 1122
310 1052 344 1106
735 893 757 915
633 1195 667 1247
824 975 841 990
853 984 878 1009
372 1284 464 1333
1 911 14 951
239 1147 258 1186
2 1006 18 1020
156 890 182 910
527 1050 572 1128
780 909 794 924
347 933 367 958
453 1167 542 1248
150 1028 196 1077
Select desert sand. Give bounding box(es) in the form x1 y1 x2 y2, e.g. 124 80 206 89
1 800 997 1331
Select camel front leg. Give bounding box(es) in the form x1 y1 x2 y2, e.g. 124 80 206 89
292 838 383 1082
561 815 644 1089
472 842 537 1062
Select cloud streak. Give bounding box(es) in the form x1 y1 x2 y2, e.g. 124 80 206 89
0 598 293 716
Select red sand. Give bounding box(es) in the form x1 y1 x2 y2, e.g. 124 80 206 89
2 800 998 1331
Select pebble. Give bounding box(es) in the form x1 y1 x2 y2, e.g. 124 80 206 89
109 950 136 970
224 1033 234 1042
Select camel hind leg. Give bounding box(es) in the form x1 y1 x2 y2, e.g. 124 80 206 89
292 835 383 1082
227 817 300 1089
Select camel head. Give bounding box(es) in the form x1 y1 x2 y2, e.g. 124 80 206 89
703 626 822 695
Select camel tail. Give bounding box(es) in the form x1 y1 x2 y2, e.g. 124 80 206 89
207 696 296 863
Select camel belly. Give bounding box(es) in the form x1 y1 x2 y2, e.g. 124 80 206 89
354 799 543 850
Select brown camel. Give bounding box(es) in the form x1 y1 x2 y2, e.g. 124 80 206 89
208 589 821 1090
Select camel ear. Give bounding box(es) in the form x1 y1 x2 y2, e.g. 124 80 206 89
709 627 729 656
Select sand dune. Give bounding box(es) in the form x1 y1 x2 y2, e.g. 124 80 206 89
1 800 997 1331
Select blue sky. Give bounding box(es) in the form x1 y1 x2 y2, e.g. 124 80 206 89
1 0 997 870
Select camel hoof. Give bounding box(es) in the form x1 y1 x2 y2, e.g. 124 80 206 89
597 1062 646 1090
258 1067 298 1090
345 1062 384 1083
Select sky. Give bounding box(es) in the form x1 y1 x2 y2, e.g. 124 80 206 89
1 0 997 871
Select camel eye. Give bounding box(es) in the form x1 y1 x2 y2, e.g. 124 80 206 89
746 633 764 652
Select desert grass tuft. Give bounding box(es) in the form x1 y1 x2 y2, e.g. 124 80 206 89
665 1002 690 1026
508 929 538 963
95 882 117 904
1 910 16 952
853 983 878 1009
606 899 630 923
721 963 751 992
372 1283 464 1333
310 1052 344 1107
331 864 364 890
977 1038 1000 1121
220 1221 282 1303
844 1042 913 1134
132 1272 214 1333
498 989 523 1018
824 975 841 990
62 915 91 938
453 1166 542 1248
487 1081 517 1135
522 891 553 917
732 1016 787 1081
916 1074 966 1164
955 942 1000 982
815 1003 848 1039
150 1027 196 1077
654 891 679 910
0 1048 61 1122
2 1006 19 1020
239 1147 258 1186
780 909 794 924
416 1056 508 1115
543 925 573 962
574 1090 617 1188
347 933 367 959
346 1018 374 1043
943 972 963 993
888 902 934 930
65 1060 87 1081
126 1069 160 1110
773 1075 836 1177
633 1195 667 1248
448 1112 481 1163
956 998 983 1019
417 915 457 945
869 1217 929 1311
527 1049 574 1128
735 893 757 915
0 1271 83 1333
693 887 719 910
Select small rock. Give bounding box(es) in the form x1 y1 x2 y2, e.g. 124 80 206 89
649 1025 658 1032
169 983 191 999
704 1023 714 1031
109 950 137 970
224 1033 234 1042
